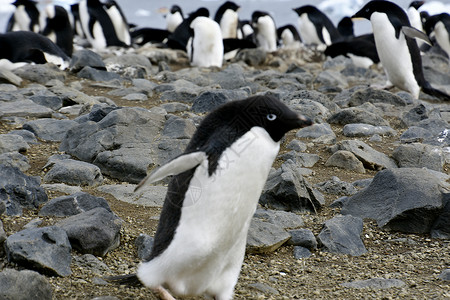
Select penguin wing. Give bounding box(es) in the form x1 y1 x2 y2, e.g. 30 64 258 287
401 26 432 45
134 151 207 192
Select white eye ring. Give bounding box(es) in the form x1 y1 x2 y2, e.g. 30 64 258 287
267 114 277 121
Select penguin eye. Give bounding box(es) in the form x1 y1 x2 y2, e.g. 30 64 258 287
267 114 277 121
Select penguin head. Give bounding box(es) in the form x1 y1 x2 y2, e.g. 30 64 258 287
352 1 405 20
222 1 240 12
409 1 425 10
251 11 272 27
292 5 319 17
170 5 183 15
204 96 312 143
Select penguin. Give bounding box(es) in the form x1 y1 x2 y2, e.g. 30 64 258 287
6 0 40 33
78 0 128 50
130 28 170 46
166 7 209 51
0 31 70 70
70 3 86 39
277 24 302 48
337 16 355 40
214 1 240 39
251 11 278 52
424 13 450 59
41 5 74 57
187 16 224 68
238 20 254 39
407 1 426 48
166 5 184 33
352 0 450 101
107 95 313 300
293 5 341 50
104 0 131 46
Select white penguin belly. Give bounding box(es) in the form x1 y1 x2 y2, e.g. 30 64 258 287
371 12 420 98
190 17 223 68
220 10 238 39
298 14 321 46
435 22 450 59
137 126 280 298
256 15 277 52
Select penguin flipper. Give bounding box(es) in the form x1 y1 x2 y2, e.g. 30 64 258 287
421 82 450 101
104 273 142 286
401 26 432 45
135 151 207 192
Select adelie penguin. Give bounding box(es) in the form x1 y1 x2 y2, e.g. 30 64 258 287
107 95 312 300
293 5 341 50
252 11 278 52
166 5 184 33
424 13 450 59
352 0 450 101
214 1 240 39
104 0 131 46
41 5 74 57
277 24 302 48
6 0 40 33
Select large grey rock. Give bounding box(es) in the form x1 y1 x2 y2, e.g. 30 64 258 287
392 143 445 172
246 219 291 254
22 119 78 142
39 192 111 217
69 49 106 72
8 129 38 144
288 228 317 249
315 176 358 196
293 246 312 259
135 234 154 261
253 208 304 229
97 184 167 207
341 168 447 233
0 99 53 118
318 215 367 256
401 104 431 126
43 159 104 186
325 150 366 173
0 152 30 172
0 269 53 300
105 53 152 77
0 166 48 216
56 207 122 256
279 151 320 167
77 66 122 81
348 87 407 106
289 99 331 123
162 116 196 139
191 89 248 113
0 134 29 154
73 254 110 275
327 107 389 126
431 197 450 239
341 278 406 289
5 226 72 276
331 140 397 170
260 161 324 213
29 95 63 111
13 64 65 84
342 123 397 137
439 269 450 281
296 123 335 139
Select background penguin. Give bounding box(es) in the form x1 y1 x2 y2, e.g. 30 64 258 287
78 0 128 50
352 0 450 101
70 4 86 39
293 5 341 50
337 16 354 40
187 16 224 68
407 1 426 48
166 7 209 51
166 5 184 33
41 5 74 57
0 31 70 70
130 28 170 46
251 11 278 52
6 0 40 33
214 1 240 39
277 24 302 48
107 95 312 300
104 0 131 46
424 13 450 59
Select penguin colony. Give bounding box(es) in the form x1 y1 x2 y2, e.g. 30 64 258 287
2 0 449 299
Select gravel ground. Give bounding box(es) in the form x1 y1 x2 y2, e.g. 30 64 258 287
0 73 449 300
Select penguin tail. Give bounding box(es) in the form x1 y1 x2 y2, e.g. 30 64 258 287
104 273 143 286
421 82 450 101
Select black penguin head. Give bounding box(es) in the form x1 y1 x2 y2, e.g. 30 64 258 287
12 0 37 7
409 1 425 10
222 1 240 12
251 11 271 26
337 16 354 38
292 5 319 17
170 5 183 15
352 1 405 20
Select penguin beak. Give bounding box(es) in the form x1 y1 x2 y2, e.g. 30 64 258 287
295 114 313 128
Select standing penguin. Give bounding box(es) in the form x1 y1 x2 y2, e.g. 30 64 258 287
214 1 240 39
41 5 74 57
277 24 302 48
107 95 312 300
6 0 40 33
252 11 278 52
188 16 224 68
166 5 184 33
424 13 450 59
104 0 131 46
293 5 341 49
352 0 450 100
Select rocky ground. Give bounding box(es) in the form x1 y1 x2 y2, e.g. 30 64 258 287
0 45 449 299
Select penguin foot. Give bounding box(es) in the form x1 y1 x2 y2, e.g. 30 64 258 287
153 286 176 300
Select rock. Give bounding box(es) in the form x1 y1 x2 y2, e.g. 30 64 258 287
431 197 450 239
135 234 154 261
0 152 30 172
253 208 304 229
392 143 445 172
327 107 389 126
341 168 447 233
401 104 431 126
279 151 320 167
288 228 317 249
5 226 72 276
341 278 406 289
296 123 335 139
97 184 167 207
248 282 279 295
315 70 348 88
39 192 111 217
191 89 248 113
315 176 358 196
162 116 196 139
318 214 367 256
0 166 48 216
0 68 22 85
41 183 83 195
122 93 147 101
289 98 331 123
8 129 38 144
331 140 397 170
293 246 312 259
438 269 450 281
286 139 307 152
70 49 106 72
13 64 65 84
0 99 53 118
159 102 189 113
348 87 407 106
77 66 122 81
29 95 63 111
342 123 397 137
246 219 291 254
22 119 78 142
43 159 104 186
260 161 324 213
325 150 366 173
105 53 152 77
0 134 29 154
73 254 110 275
0 269 53 300
0 219 6 244
56 207 122 256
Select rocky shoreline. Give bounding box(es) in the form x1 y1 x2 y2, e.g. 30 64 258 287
0 44 449 299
